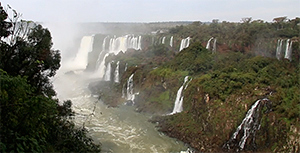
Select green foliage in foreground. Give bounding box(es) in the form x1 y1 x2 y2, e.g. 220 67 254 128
0 4 100 152
0 70 101 152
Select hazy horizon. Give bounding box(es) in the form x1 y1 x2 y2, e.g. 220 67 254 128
2 0 299 23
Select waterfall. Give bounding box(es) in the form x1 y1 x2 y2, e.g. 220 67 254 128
126 74 134 101
124 73 140 105
122 83 126 98
114 61 120 83
95 53 110 78
125 73 139 104
162 37 166 44
170 76 191 115
95 36 109 70
284 39 292 61
224 98 269 151
170 36 173 47
277 39 292 61
179 37 191 51
276 39 283 60
94 35 142 79
103 62 112 81
138 35 142 50
212 38 217 53
124 63 128 72
73 35 94 69
206 37 214 50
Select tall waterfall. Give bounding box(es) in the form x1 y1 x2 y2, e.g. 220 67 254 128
108 35 141 54
162 37 166 44
103 62 112 81
212 38 217 53
95 36 109 70
276 39 283 60
94 35 142 79
126 73 139 104
224 98 269 151
122 83 126 98
138 36 142 50
114 61 120 83
206 37 214 50
276 39 292 61
124 63 128 72
284 39 292 61
73 36 94 69
179 37 191 51
170 76 191 115
170 36 173 47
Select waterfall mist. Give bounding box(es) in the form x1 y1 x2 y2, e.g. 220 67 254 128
47 23 189 152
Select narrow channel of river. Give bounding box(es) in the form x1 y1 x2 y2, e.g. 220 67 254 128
53 71 188 153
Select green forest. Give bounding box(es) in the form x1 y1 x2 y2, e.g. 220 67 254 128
97 17 300 152
0 5 101 152
1 2 299 152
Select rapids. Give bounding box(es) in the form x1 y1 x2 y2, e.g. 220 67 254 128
53 71 188 153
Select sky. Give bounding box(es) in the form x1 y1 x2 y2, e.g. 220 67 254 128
1 0 299 23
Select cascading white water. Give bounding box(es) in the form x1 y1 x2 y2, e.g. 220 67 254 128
225 98 269 151
162 36 166 44
212 38 217 53
276 39 283 60
94 35 142 79
170 36 173 47
73 36 94 69
126 73 138 103
53 71 188 152
109 35 141 54
285 39 290 58
124 63 128 72
276 39 292 61
170 76 190 115
284 39 292 61
95 36 109 70
179 37 191 51
103 62 111 81
114 61 120 83
122 83 126 98
232 100 260 149
51 29 189 153
126 74 134 100
124 73 140 105
206 37 214 50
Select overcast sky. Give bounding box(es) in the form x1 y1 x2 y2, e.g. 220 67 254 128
2 0 299 22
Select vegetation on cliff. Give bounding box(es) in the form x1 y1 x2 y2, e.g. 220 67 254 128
152 46 299 152
94 17 300 152
0 5 100 152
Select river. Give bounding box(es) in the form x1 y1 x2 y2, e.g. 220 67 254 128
53 70 188 153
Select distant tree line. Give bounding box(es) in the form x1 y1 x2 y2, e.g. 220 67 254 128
169 17 300 56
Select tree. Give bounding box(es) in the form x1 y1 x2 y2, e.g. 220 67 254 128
273 16 287 29
0 5 60 97
0 4 11 38
0 70 101 152
241 17 252 23
0 4 100 152
151 44 169 56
